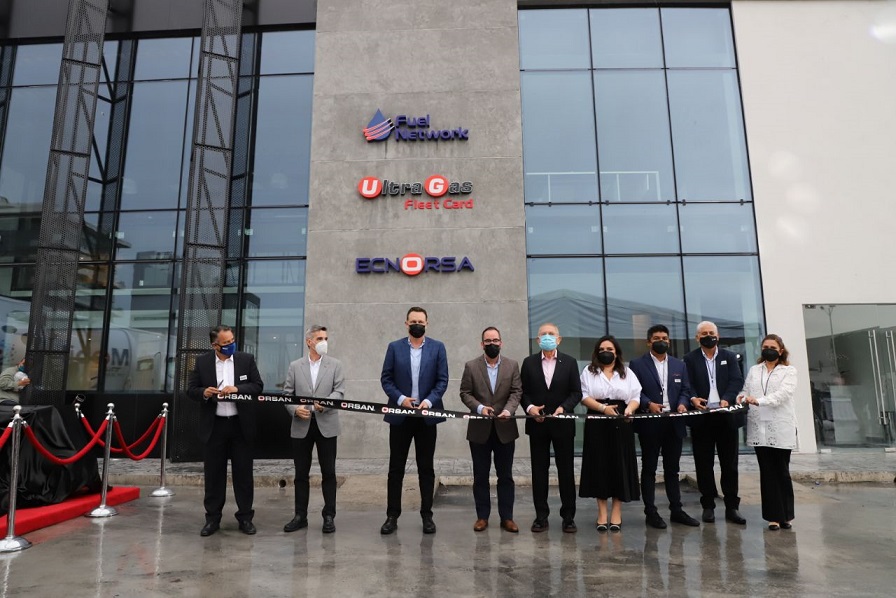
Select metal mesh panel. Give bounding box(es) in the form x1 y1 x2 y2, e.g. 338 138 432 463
26 0 111 407
172 0 244 461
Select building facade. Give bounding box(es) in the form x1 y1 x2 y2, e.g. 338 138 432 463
1 0 894 459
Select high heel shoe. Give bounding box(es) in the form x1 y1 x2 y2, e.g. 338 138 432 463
768 522 780 530
781 522 792 529
595 521 608 532
609 523 622 532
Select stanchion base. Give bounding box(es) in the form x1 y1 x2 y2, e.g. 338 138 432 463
150 487 175 497
0 536 31 552
85 506 118 518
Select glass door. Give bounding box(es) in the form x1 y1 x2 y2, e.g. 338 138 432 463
803 304 896 449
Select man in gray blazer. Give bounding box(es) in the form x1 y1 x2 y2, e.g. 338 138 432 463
282 325 344 534
459 326 523 533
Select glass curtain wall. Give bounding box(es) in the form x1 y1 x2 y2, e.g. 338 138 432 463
519 8 765 447
0 30 313 395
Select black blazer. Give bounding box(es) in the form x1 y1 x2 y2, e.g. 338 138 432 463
628 352 692 438
520 350 582 438
683 347 745 430
186 350 264 443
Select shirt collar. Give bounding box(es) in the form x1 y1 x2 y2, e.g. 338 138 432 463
407 337 426 348
650 353 667 365
702 348 718 362
216 354 234 364
541 351 556 361
484 356 502 368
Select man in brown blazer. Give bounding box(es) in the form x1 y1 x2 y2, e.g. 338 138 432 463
459 326 523 533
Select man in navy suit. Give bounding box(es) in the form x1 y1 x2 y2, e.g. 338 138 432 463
683 321 746 525
187 325 264 537
379 307 449 535
629 324 700 529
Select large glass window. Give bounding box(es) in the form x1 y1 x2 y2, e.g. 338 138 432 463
0 87 57 210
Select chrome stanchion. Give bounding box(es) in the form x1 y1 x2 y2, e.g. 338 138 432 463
0 406 32 552
150 403 174 498
86 403 118 518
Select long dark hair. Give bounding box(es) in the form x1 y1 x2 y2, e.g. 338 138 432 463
588 335 626 378
758 333 790 366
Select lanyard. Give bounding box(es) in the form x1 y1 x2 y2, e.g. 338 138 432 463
705 355 716 388
761 365 778 396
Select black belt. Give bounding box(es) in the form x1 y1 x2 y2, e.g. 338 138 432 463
216 414 239 419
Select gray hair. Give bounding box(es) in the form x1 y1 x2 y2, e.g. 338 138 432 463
304 325 327 340
695 321 718 335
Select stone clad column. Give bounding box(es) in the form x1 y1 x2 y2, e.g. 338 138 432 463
306 0 527 457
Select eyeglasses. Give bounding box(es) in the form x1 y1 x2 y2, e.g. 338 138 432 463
482 339 502 345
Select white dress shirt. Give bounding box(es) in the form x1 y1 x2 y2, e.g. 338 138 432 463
309 356 322 391
703 349 722 406
650 353 670 411
214 354 237 417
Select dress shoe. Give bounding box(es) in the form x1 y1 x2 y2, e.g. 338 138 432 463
645 512 667 529
725 509 747 525
595 521 609 532
473 518 488 532
780 522 792 530
238 520 256 535
200 521 219 537
609 523 622 533
670 511 700 527
768 522 780 530
322 515 336 534
702 508 715 523
562 519 577 533
422 517 437 534
283 515 308 533
500 519 519 533
530 518 549 533
380 516 398 535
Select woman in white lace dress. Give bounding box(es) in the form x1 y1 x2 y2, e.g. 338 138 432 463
739 334 798 530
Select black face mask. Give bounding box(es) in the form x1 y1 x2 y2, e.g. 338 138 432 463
408 324 426 339
483 344 501 359
761 347 780 362
596 351 616 365
651 341 669 355
699 336 719 349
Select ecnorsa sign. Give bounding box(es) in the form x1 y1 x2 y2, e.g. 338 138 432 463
356 253 475 276
357 175 474 210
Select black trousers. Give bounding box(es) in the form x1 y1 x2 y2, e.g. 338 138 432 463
387 417 437 518
638 420 684 515
529 422 576 521
293 417 337 518
470 426 515 521
203 415 254 523
691 416 741 510
754 446 794 523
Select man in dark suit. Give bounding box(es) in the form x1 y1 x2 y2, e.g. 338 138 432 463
380 307 449 535
629 324 700 529
683 321 746 525
520 322 582 533
459 326 522 533
282 325 344 534
187 325 263 536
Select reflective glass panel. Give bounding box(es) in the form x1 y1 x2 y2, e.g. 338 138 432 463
0 87 56 210
595 70 674 202
518 9 591 70
0 267 31 367
527 257 604 362
662 8 736 68
683 255 764 358
80 211 114 261
525 205 601 255
121 81 191 210
590 8 663 69
601 203 679 254
668 70 751 201
12 43 63 86
521 72 598 203
133 37 194 80
251 75 313 207
0 212 40 264
260 30 315 74
115 211 179 260
679 203 757 253
242 208 308 257
605 257 686 358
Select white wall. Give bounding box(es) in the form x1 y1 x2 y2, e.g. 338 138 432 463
732 0 896 451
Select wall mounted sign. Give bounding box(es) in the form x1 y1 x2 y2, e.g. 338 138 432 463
357 175 474 210
355 253 475 276
363 109 469 142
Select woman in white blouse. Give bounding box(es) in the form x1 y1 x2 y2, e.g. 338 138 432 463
739 334 798 530
578 336 640 532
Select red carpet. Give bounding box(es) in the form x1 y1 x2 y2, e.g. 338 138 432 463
0 487 141 535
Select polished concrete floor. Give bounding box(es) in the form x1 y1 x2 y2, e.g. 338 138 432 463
0 480 894 597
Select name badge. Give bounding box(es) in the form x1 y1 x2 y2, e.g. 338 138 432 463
720 360 727 365
239 375 248 381
674 378 681 384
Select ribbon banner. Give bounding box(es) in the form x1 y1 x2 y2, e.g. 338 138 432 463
219 392 746 421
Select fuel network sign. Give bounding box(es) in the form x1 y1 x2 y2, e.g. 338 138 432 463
363 110 469 142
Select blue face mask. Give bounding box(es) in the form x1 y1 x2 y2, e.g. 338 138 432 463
538 334 558 351
17 365 26 373
218 342 237 357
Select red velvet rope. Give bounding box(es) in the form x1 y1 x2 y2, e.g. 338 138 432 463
111 417 163 461
23 418 109 466
81 414 163 454
80 415 123 454
0 425 12 452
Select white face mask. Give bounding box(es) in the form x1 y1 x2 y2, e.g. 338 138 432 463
314 340 328 355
